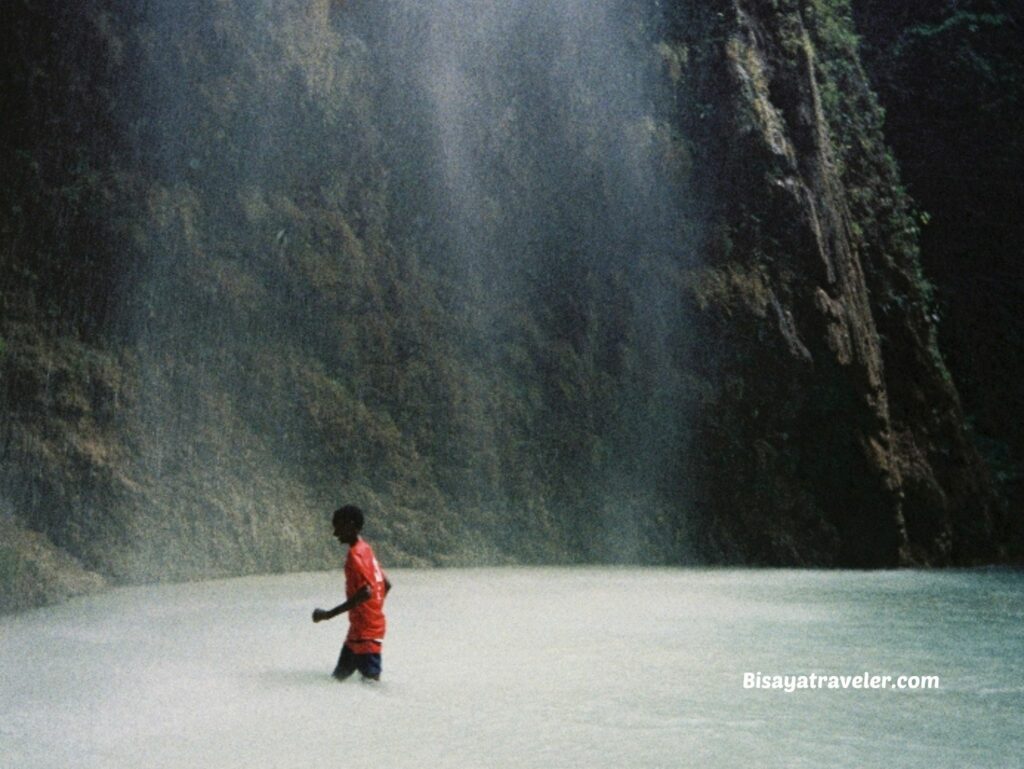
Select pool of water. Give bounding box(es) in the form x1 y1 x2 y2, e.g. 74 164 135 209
1 567 1021 768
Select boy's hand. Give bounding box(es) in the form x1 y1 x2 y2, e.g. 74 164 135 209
312 608 330 623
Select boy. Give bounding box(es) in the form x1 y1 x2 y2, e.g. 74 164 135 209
312 505 392 681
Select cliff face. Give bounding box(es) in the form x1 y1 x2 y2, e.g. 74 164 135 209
666 0 1002 565
0 0 1007 607
850 0 1024 554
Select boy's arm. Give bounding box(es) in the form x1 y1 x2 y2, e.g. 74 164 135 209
312 584 372 622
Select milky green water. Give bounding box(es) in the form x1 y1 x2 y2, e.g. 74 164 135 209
1 568 1021 768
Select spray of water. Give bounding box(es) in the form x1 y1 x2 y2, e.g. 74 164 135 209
362 0 698 561
114 0 696 572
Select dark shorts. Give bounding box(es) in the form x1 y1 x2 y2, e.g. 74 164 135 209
333 642 382 680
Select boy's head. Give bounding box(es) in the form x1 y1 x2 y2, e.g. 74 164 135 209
332 505 364 546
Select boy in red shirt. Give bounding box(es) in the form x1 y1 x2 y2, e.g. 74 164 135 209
312 505 392 680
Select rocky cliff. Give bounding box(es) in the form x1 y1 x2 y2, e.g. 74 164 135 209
0 0 1010 610
667 0 1004 565
850 0 1023 554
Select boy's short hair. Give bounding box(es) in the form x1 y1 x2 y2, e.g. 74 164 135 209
333 504 364 530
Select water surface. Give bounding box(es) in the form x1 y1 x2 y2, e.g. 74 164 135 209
2 568 1021 768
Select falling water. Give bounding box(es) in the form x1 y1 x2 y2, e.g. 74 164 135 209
352 0 696 559
112 0 697 571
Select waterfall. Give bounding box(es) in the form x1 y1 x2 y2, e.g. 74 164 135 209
347 0 697 560
4 0 699 577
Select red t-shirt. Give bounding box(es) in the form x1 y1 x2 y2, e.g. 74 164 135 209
345 537 387 654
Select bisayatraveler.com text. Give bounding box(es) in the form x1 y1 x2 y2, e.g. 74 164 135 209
743 672 940 693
